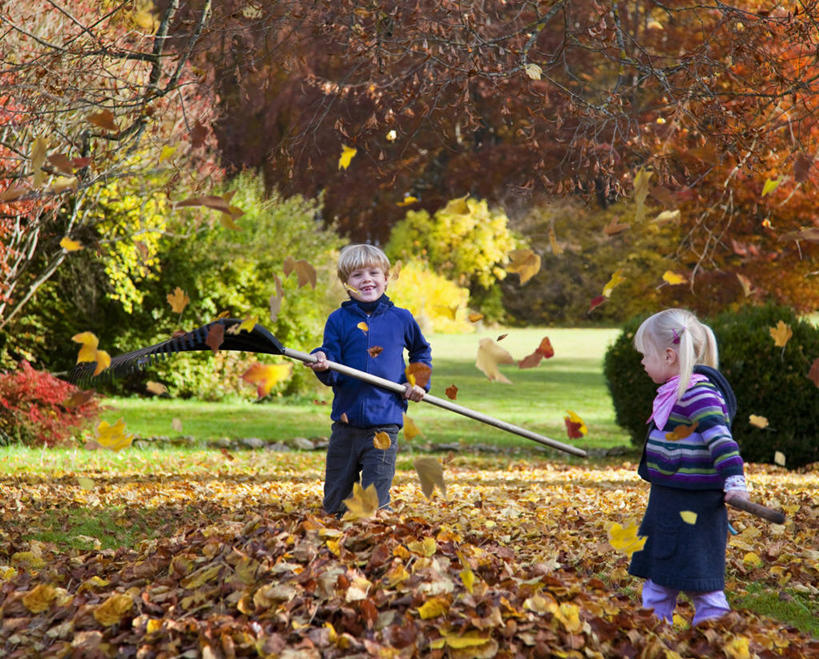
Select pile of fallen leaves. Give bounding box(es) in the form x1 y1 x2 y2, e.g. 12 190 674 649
1 455 817 657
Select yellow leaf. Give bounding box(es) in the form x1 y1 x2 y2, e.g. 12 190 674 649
443 630 491 649
656 116 666 125
761 176 783 197
373 431 391 450
742 551 763 568
407 536 437 557
602 269 625 297
23 584 57 613
607 520 647 557
132 0 159 32
403 414 422 440
769 320 792 348
565 410 587 436
384 562 409 587
413 457 446 498
475 337 514 383
647 19 664 29
396 195 419 206
145 381 168 396
633 167 653 223
283 257 317 289
241 362 292 398
468 312 484 323
749 414 769 429
30 137 48 187
386 129 397 141
237 315 257 333
524 592 558 614
405 362 431 389
725 636 752 659
506 249 541 285
555 602 582 633
653 209 681 224
0 566 18 582
93 592 134 626
338 144 357 170
60 237 82 251
548 224 563 255
417 596 449 619
166 286 190 314
357 321 368 332
72 331 99 363
77 477 95 490
96 418 134 452
662 270 687 285
524 63 542 80
92 350 110 376
158 144 178 163
342 482 379 521
680 510 698 525
459 566 476 594
774 451 786 467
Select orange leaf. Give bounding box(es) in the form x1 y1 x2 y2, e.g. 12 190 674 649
665 421 698 441
445 384 458 400
603 218 630 236
357 321 369 332
368 346 383 358
87 109 117 131
166 287 190 314
242 363 292 398
406 362 431 389
283 257 317 289
769 320 792 348
373 431 391 450
468 312 484 323
403 414 422 441
340 412 349 424
518 352 543 369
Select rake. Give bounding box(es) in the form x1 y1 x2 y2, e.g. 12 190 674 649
70 318 587 458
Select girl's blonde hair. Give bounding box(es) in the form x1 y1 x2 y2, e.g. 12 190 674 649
634 308 718 399
337 244 390 282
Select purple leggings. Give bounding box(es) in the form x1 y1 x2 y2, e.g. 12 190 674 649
642 579 730 625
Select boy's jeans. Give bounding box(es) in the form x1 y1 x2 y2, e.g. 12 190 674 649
642 579 730 626
323 422 399 515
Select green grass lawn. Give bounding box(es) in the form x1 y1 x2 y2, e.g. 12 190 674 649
96 327 631 456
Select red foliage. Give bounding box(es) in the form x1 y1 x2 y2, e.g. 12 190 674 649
0 361 100 447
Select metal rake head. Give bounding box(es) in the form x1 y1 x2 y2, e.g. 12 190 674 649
68 318 286 384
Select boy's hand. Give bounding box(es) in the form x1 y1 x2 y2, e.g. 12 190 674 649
307 351 330 371
724 489 750 504
403 383 425 402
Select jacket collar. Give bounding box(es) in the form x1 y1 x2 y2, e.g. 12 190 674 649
341 294 393 317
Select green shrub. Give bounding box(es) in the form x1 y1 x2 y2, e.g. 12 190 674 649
604 304 819 468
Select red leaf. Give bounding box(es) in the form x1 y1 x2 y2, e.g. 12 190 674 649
564 418 584 439
518 352 543 369
535 337 554 358
206 324 225 354
589 295 606 312
808 358 819 388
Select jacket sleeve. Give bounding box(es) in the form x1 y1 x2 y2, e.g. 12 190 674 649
405 314 432 391
697 388 745 481
311 315 342 387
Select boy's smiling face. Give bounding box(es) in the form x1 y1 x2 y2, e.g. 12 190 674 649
346 265 387 303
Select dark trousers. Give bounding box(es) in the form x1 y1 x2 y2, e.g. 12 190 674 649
323 422 399 515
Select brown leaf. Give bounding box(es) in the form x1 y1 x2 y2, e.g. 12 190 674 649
368 346 383 358
206 324 225 353
778 227 819 243
87 110 118 131
808 358 819 388
63 390 95 409
340 412 349 424
414 456 446 498
406 362 431 389
269 274 284 323
47 153 75 174
445 384 458 400
793 152 813 183
190 120 208 149
0 184 28 202
603 218 630 236
283 257 317 289
496 333 508 342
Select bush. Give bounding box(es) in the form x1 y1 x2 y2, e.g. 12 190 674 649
604 304 819 468
0 361 101 447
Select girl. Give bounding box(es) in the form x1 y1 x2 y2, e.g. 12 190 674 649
629 308 749 625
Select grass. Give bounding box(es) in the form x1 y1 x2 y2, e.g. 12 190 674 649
732 583 819 638
95 327 631 456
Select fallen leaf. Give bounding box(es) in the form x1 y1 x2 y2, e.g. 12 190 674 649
373 431 391 450
506 249 541 285
418 596 450 619
368 346 383 358
608 521 647 557
221 448 235 461
166 287 190 314
77 476 95 490
445 384 458 400
680 511 698 525
475 338 514 383
724 636 752 659
206 323 225 353
283 257 317 289
406 362 431 389
60 237 82 251
342 482 379 521
403 414 422 440
665 421 698 441
93 593 133 626
769 320 792 348
749 414 769 429
414 457 446 498
241 362 292 398
23 584 57 613
338 144 357 170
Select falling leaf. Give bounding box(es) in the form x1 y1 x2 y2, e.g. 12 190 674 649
338 144 357 170
87 109 117 132
793 152 813 183
665 421 698 441
602 269 625 297
680 511 698 525
603 218 630 236
92 350 110 376
808 358 819 388
761 176 784 197
588 295 606 312
662 271 687 285
340 412 349 424
564 410 587 438
269 274 284 323
30 137 48 187
386 129 397 141
132 0 159 31
496 333 508 342
736 273 754 297
468 312 484 323
206 323 225 353
403 414 422 440
241 362 292 398
0 184 27 202
72 332 99 363
769 320 792 348
607 520 647 557
396 195 419 206
434 304 459 320
342 482 379 521
475 338 514 383
774 451 786 467
48 153 74 173
63 390 95 409
50 176 78 193
96 419 133 452
59 236 82 251
228 315 257 335
406 362 431 389
283 257 317 288
367 346 383 358
749 414 769 429
778 227 819 243
518 336 554 368
633 167 653 223
171 418 183 432
174 194 244 226
357 321 369 333
445 384 458 400
548 224 564 254
373 431 391 450
158 144 178 164
506 249 541 285
145 381 167 396
93 593 134 626
414 457 446 498
166 287 190 314
653 209 681 225
524 63 542 80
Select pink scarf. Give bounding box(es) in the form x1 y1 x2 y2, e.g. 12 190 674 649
649 374 708 430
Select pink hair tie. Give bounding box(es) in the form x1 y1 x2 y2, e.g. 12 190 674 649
672 328 683 345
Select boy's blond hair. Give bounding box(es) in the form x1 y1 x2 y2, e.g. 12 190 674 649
337 244 390 282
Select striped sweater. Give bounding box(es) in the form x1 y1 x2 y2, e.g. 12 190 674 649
639 381 745 490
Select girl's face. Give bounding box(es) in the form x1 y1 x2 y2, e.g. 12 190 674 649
346 265 387 303
640 345 679 384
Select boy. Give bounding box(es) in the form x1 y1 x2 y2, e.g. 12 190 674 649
308 244 431 516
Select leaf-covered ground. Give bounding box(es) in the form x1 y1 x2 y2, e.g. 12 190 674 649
1 453 817 658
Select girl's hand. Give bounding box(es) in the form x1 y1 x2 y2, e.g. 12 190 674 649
403 383 425 402
307 351 330 371
724 489 750 504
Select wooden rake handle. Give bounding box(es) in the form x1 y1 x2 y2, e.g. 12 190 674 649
284 347 587 458
727 498 786 524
